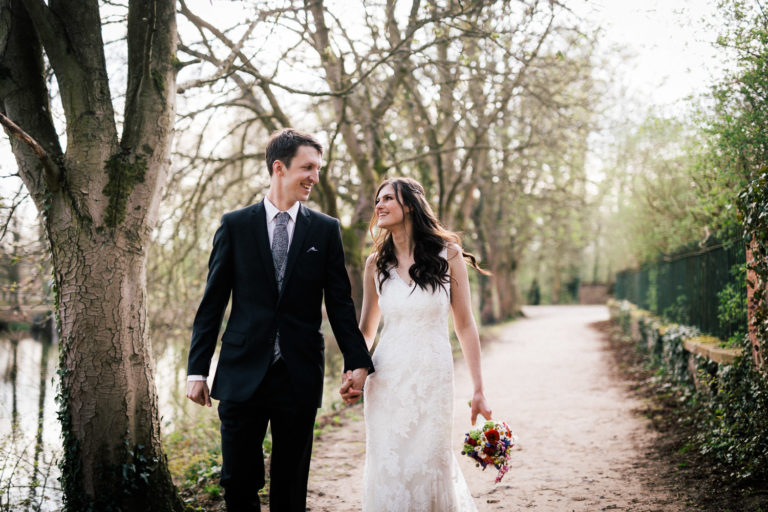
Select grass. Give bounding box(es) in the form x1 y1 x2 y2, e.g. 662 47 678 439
164 411 228 510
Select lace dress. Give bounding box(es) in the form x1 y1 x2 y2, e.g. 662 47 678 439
362 252 477 512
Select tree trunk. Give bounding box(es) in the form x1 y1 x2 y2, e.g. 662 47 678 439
495 262 520 320
342 214 371 314
53 232 180 511
551 249 563 304
0 1 183 509
479 265 497 325
472 198 497 324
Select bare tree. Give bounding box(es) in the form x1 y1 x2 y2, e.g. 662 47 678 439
393 1 599 318
159 1 599 328
172 0 494 306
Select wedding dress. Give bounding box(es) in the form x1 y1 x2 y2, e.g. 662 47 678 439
362 250 478 512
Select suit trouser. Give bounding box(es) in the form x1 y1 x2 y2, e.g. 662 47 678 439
218 359 318 512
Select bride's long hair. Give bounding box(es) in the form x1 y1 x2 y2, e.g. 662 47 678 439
368 177 488 293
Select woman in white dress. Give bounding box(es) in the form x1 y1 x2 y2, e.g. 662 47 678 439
341 177 493 512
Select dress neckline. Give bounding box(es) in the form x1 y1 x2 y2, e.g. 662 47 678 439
391 266 414 287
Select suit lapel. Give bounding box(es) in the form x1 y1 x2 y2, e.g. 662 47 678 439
251 201 279 293
278 204 311 305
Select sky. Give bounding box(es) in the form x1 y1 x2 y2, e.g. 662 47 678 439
574 0 724 114
568 0 727 184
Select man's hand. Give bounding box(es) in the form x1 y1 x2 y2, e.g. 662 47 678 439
339 368 368 404
186 380 212 407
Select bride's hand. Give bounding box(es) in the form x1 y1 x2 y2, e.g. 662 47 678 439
470 391 492 425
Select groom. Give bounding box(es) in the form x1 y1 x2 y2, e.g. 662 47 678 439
186 128 373 511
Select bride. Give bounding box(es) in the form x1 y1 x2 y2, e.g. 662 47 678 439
341 177 493 511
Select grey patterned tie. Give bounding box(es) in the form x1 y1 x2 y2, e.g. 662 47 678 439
272 211 290 287
271 211 290 361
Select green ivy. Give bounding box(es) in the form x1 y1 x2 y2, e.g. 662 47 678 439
716 263 748 347
659 324 699 385
711 0 768 364
56 334 88 512
698 335 768 480
102 150 147 228
694 0 768 482
739 173 768 364
612 300 768 481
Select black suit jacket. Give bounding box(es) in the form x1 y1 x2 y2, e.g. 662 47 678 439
187 201 373 407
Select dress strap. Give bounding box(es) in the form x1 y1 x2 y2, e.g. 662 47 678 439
441 246 451 277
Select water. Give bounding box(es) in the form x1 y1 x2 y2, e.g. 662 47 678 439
0 331 60 511
0 330 192 511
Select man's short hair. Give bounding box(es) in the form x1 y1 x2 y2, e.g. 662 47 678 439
265 129 323 176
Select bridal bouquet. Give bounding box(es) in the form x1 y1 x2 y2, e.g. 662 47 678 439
461 419 517 483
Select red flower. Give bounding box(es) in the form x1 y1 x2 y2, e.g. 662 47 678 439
483 446 495 456
467 438 477 446
485 429 500 444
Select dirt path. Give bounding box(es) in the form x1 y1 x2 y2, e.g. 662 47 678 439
307 305 693 511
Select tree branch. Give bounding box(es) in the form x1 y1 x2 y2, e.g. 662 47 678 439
22 0 118 147
122 0 177 152
0 113 61 192
0 183 28 241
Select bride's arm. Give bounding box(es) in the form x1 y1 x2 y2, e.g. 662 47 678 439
448 243 493 425
340 254 381 404
358 253 381 351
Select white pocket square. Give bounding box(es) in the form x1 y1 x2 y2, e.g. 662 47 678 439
307 246 319 253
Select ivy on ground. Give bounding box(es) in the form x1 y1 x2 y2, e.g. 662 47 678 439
614 301 768 482
698 335 768 480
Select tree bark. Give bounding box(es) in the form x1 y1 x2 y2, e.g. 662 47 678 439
495 261 520 320
747 238 764 368
53 235 180 510
0 1 183 509
472 194 497 324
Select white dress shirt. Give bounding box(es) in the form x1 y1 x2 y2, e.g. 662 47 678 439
187 197 300 382
263 196 299 248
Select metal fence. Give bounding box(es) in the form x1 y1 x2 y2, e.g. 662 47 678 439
615 239 746 340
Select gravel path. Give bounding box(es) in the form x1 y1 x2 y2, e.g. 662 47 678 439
307 305 688 511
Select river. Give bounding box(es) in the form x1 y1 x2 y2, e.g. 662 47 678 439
0 328 191 511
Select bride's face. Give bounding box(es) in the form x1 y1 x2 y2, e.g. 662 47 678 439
375 184 408 230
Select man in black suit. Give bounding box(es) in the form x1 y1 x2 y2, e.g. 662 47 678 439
186 128 373 511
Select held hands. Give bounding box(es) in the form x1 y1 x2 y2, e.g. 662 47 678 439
470 390 492 425
186 380 212 407
339 368 368 404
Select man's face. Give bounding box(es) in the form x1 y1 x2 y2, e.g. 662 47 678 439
276 145 322 204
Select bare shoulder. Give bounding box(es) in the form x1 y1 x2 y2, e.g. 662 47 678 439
365 252 378 269
446 243 463 262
